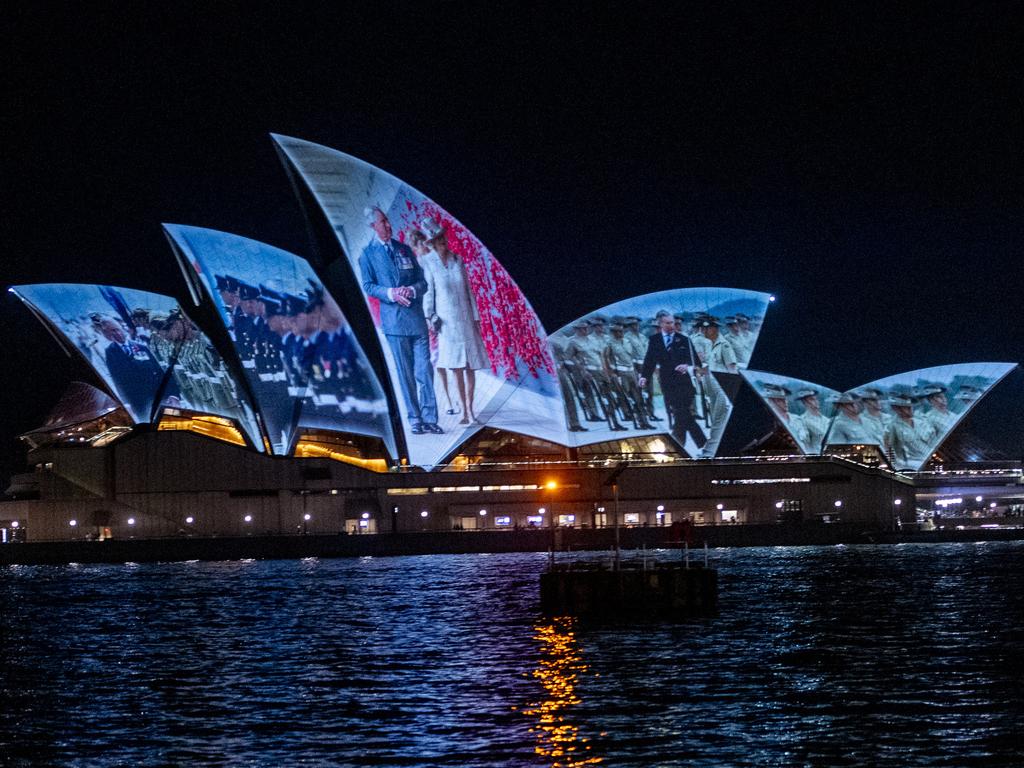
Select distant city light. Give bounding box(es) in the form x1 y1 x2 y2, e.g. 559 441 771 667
420 510 429 518
69 519 77 527
303 513 311 521
716 503 724 510
775 501 784 509
127 518 136 525
538 508 546 514
545 480 558 490
361 512 370 520
185 516 194 524
657 505 665 511
244 515 253 522
894 499 902 506
990 502 997 509
10 521 19 528
597 507 605 512
769 295 776 302
834 501 842 508
975 496 983 502
479 509 487 516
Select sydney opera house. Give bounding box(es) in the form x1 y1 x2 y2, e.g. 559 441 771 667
1 136 1019 545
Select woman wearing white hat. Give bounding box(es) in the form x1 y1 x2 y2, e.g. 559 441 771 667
419 217 489 425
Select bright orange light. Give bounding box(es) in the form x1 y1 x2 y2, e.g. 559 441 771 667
546 480 558 490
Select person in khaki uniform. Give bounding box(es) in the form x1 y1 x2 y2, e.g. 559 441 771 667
793 388 830 454
566 320 624 430
886 394 932 470
603 318 653 430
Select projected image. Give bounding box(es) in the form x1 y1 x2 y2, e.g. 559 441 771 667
838 363 1017 471
741 371 839 455
164 225 392 456
12 284 260 444
552 288 772 456
274 135 560 468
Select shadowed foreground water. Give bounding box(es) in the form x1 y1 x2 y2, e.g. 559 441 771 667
2 542 1023 766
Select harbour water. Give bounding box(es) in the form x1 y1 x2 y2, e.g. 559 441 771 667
2 542 1023 766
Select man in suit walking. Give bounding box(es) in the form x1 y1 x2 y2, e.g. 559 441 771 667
638 310 707 452
359 206 441 435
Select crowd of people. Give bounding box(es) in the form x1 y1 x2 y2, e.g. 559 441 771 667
214 274 382 445
762 382 980 468
551 308 762 455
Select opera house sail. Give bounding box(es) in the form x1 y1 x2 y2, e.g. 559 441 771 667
552 288 772 456
743 363 1017 470
163 225 395 458
272 134 562 469
11 283 264 448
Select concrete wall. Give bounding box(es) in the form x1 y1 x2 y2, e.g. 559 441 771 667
2 432 915 542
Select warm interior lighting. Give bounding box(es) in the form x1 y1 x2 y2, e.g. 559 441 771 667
157 412 247 446
293 439 388 472
546 480 558 490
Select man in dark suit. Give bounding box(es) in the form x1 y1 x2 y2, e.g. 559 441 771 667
359 206 440 435
94 315 175 422
638 310 707 452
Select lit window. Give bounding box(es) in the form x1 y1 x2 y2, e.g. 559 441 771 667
495 516 512 526
624 513 640 524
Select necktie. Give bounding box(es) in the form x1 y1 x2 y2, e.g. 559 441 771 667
664 334 672 349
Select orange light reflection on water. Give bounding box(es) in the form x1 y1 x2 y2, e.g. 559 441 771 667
521 617 603 767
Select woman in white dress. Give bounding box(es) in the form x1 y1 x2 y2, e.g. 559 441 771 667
419 217 489 424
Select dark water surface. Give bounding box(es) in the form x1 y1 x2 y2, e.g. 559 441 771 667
2 542 1023 766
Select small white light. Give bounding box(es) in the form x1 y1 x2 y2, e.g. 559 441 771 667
244 515 253 523
716 503 723 510
69 520 77 527
185 516 194 524
597 507 605 512
359 519 368 528
990 502 997 509
127 518 136 525
975 496 983 502
834 500 842 508
420 510 429 518
657 505 664 511
769 295 776 302
775 501 784 509
479 509 487 516
303 513 311 521
361 512 370 520
894 500 901 506
538 507 546 514
10 521 19 528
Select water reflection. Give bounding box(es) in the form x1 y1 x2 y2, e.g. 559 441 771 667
524 617 602 767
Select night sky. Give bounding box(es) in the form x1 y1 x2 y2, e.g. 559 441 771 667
3 4 1022 480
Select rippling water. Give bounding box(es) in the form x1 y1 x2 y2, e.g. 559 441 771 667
2 542 1023 766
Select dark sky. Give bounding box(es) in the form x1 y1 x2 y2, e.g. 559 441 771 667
3 3 1022 479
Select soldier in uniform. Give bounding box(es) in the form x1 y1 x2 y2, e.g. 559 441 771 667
857 387 890 448
603 318 652 430
886 394 931 470
552 339 587 432
825 392 870 445
793 388 829 454
763 384 808 449
561 321 601 423
921 385 956 442
696 317 739 457
566 319 626 431
625 316 660 422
